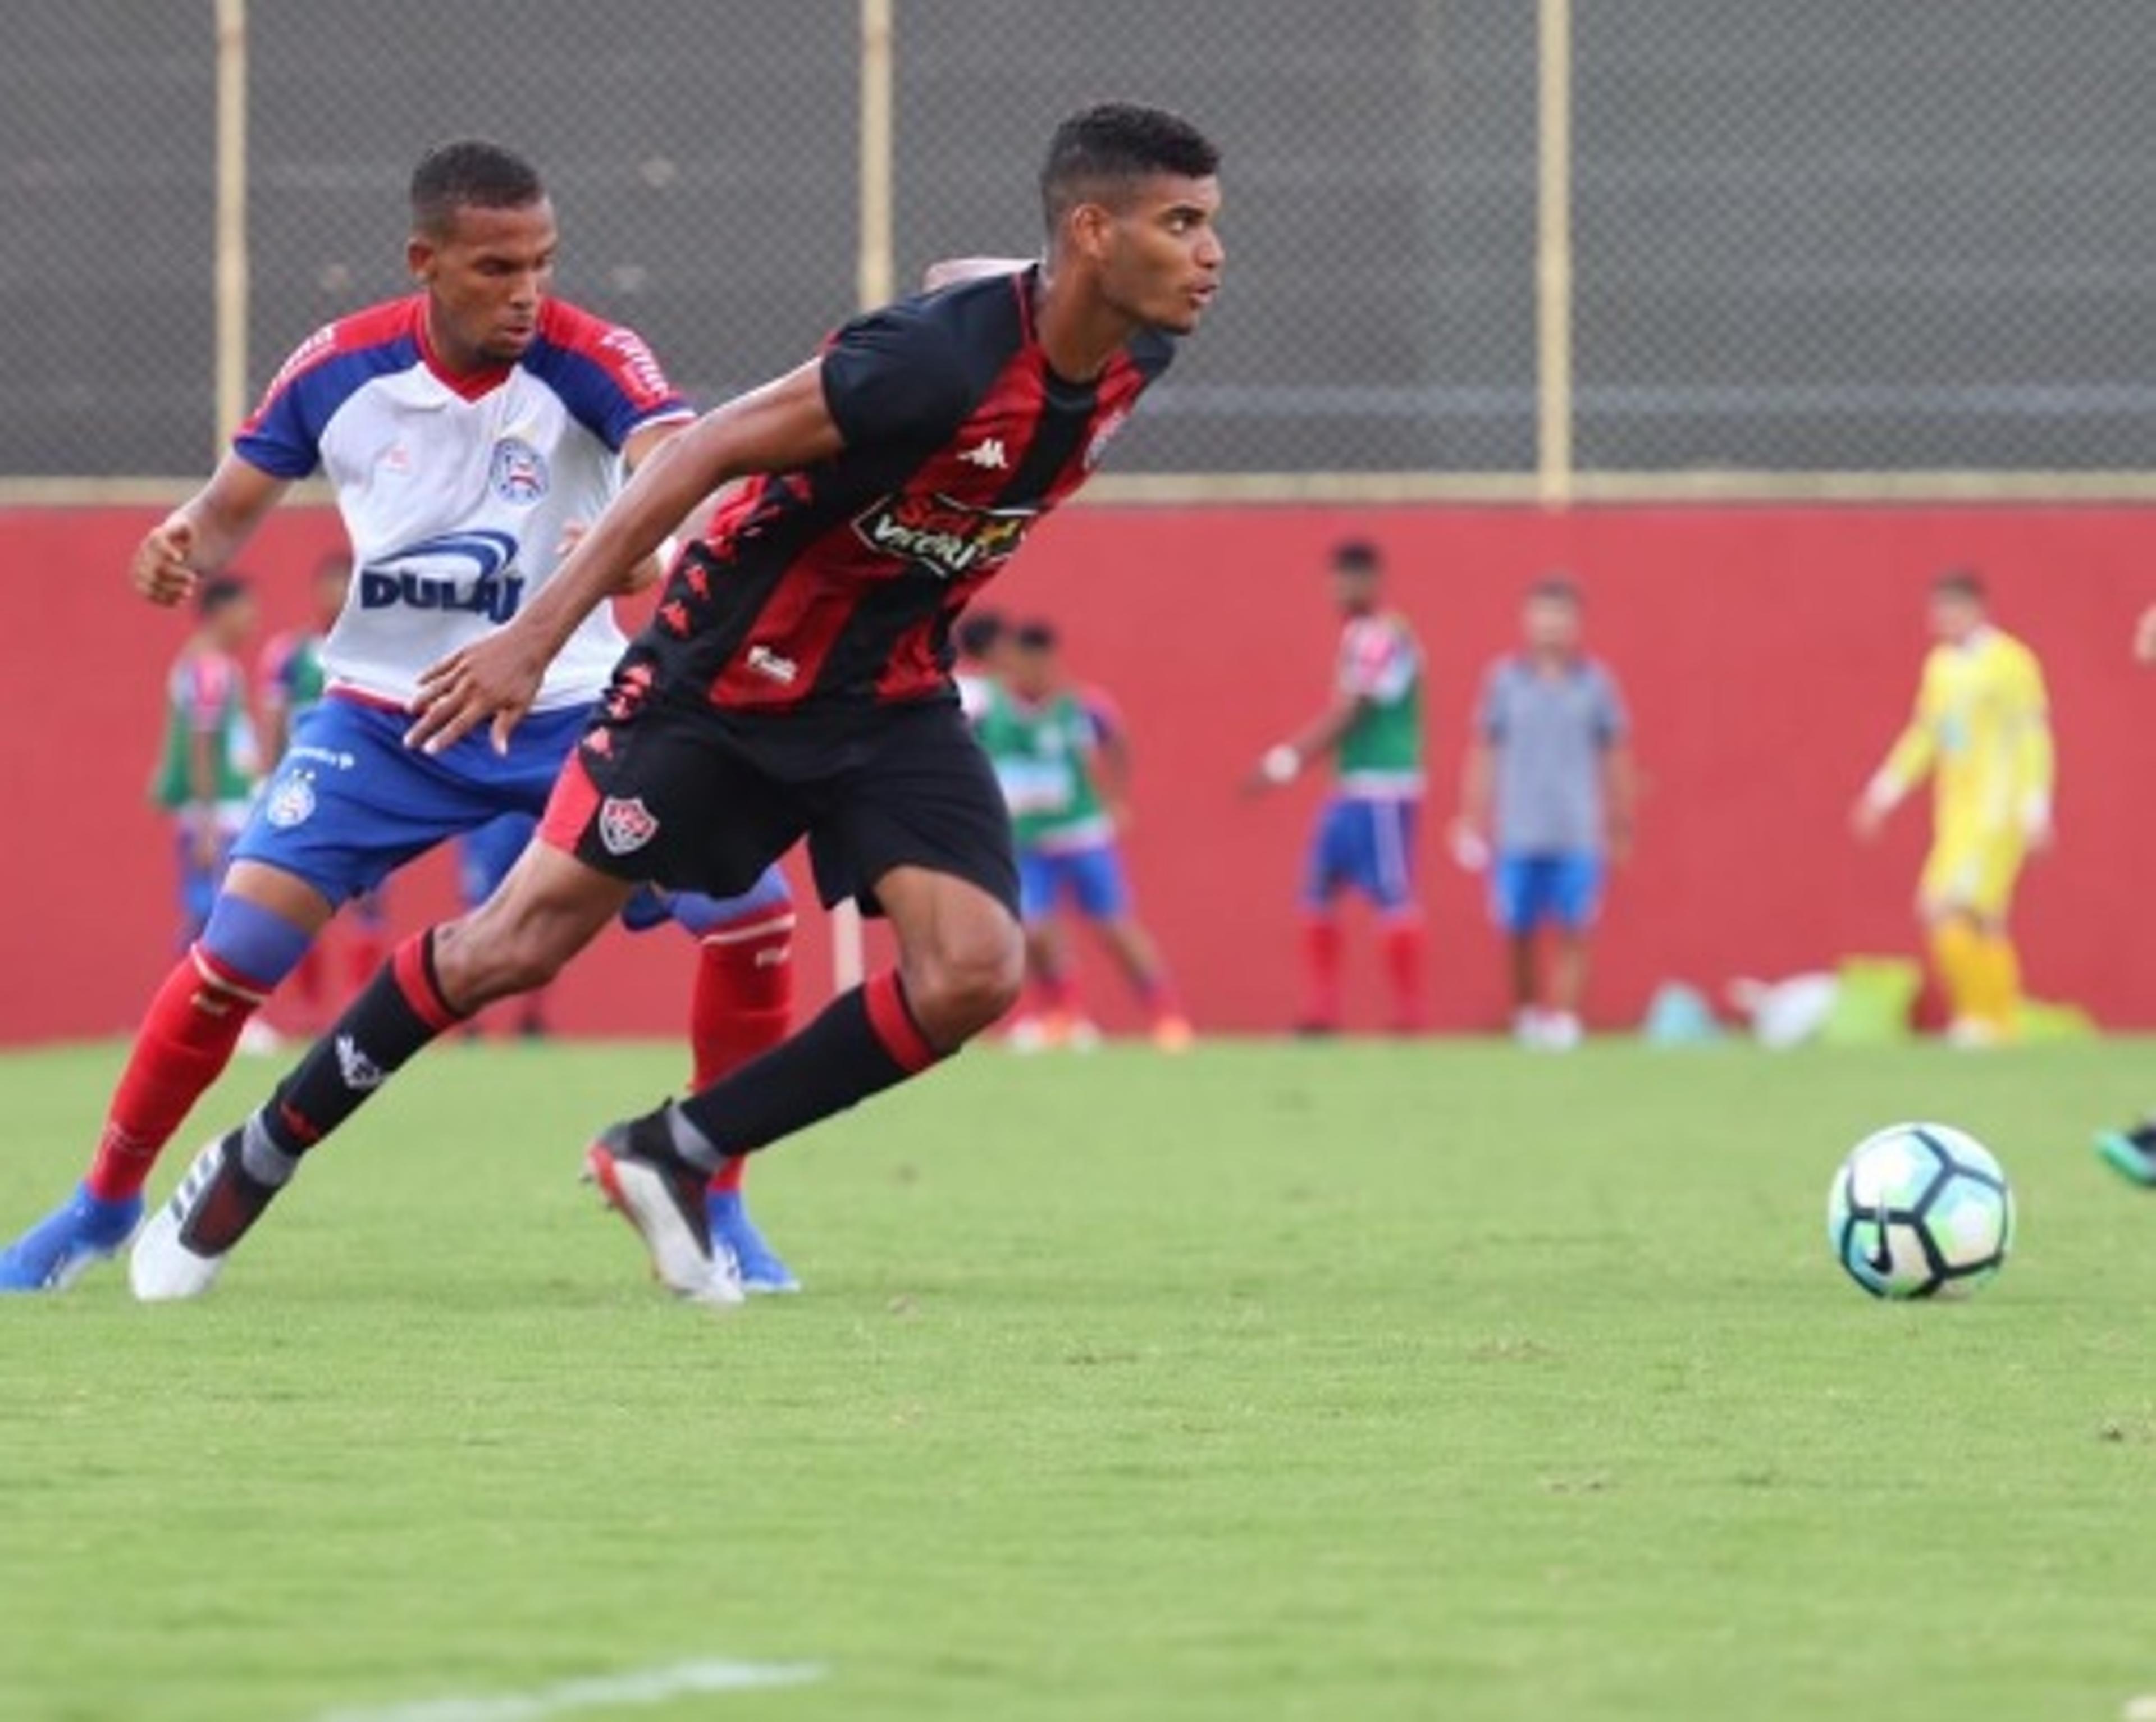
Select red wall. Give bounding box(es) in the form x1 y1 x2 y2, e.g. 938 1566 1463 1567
3 503 2150 1043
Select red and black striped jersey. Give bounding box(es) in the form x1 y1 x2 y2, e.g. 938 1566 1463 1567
630 267 1173 722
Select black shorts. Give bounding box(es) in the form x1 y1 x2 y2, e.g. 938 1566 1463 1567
538 692 1019 918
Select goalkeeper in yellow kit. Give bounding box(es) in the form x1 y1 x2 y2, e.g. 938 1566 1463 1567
1852 570 2054 1044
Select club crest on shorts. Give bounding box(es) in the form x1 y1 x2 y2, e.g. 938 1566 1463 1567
599 794 660 856
488 436 550 505
264 770 317 829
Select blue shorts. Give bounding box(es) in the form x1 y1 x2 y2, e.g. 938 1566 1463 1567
1018 841 1131 922
1302 795 1420 913
1491 851 1605 934
232 696 592 906
458 811 536 908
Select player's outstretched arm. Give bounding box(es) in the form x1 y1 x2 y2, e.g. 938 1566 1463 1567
131 457 289 608
408 360 846 755
1853 673 1939 839
1244 695 1363 796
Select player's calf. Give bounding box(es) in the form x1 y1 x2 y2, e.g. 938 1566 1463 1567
433 848 640 1009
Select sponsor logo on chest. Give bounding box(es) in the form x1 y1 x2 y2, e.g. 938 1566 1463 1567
851 492 1039 581
358 529 526 624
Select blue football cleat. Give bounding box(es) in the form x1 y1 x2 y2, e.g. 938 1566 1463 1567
0 1184 145 1292
2095 1125 2156 1188
706 1189 801 1294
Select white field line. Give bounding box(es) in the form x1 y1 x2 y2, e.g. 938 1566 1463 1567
314 1658 828 1722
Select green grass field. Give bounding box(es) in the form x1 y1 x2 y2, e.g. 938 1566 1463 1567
5 1035 2156 1721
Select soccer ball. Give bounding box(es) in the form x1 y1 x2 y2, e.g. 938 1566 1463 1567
1826 1122 2013 1299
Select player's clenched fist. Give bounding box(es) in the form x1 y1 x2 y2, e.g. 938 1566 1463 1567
131 514 199 607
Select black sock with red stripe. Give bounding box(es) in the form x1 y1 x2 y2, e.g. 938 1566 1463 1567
252 929 468 1163
667 970 941 1165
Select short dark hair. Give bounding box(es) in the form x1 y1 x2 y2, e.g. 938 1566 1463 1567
410 140 545 237
1528 574 1581 607
197 574 251 618
1933 567 1986 604
1013 619 1059 653
1330 539 1381 575
1040 103 1221 232
955 609 1008 663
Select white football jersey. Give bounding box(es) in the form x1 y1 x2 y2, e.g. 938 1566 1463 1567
235 295 692 712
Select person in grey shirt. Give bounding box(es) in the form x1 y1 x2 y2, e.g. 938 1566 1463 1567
1451 578 1634 1049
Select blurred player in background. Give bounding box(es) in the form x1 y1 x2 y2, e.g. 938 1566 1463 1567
1452 577 1634 1050
1247 540 1427 1034
2091 605 2156 1181
126 101 1223 1305
979 619 1191 1050
1852 569 2054 1046
258 550 390 1030
953 607 1011 723
154 574 261 949
0 139 798 1295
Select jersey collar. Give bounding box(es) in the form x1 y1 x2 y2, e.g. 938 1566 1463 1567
413 297 516 402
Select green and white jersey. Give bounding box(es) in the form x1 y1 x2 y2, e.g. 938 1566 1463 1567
1335 611 1425 797
976 684 1114 853
152 648 259 821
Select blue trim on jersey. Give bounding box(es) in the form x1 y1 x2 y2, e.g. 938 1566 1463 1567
231 698 590 906
1490 851 1605 935
1301 795 1420 913
1018 841 1131 922
523 337 686 454
234 337 423 479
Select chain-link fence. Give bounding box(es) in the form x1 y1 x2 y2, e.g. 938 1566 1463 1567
5 1 2154 485
1572 0 2156 472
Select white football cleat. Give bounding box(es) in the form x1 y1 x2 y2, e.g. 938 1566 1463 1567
130 1136 250 1302
584 1116 742 1308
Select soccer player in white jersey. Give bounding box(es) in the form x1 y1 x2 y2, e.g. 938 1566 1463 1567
0 141 800 1296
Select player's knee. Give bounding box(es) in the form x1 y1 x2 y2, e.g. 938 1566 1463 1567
907 919 1025 1042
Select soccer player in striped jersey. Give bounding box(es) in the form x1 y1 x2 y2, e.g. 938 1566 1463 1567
979 620 1190 1050
1852 569 2055 1046
1248 540 1429 1034
129 102 1223 1304
154 575 261 948
0 141 796 1295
